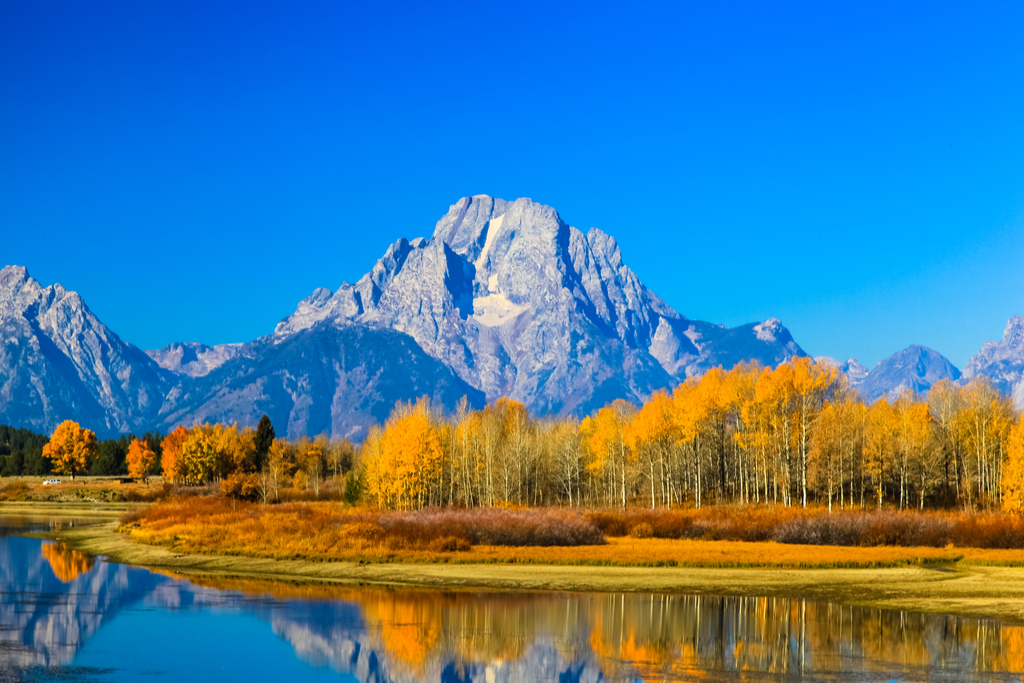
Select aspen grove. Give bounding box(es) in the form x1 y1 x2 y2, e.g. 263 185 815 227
39 358 1024 514
359 358 1024 513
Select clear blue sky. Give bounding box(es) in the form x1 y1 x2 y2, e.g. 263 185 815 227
2 1 1023 369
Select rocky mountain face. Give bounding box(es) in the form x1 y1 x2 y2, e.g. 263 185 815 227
0 265 172 436
963 316 1024 408
158 321 485 442
146 341 242 377
851 345 961 403
276 195 806 418
0 196 812 439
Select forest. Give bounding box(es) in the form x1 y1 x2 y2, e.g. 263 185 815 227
0 423 162 479
13 357 1024 514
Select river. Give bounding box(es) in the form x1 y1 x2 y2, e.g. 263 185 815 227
1 516 1022 682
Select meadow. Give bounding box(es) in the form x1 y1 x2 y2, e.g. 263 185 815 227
119 497 1024 568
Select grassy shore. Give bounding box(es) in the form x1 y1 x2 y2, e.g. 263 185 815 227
23 509 1024 625
0 501 139 517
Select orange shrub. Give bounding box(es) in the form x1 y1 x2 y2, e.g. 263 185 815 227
586 506 1024 549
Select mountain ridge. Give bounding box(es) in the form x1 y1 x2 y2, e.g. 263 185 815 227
2 196 1016 439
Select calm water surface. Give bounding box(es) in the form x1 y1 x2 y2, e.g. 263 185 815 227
1 517 1023 682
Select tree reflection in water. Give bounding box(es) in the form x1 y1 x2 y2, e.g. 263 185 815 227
41 541 95 582
4 531 1023 682
188 575 1024 682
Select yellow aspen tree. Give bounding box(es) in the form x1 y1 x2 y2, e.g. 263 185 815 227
626 390 674 509
266 438 291 502
179 426 218 485
1001 418 1024 512
672 377 710 508
42 420 97 480
362 425 391 509
792 357 839 507
928 379 966 504
126 438 156 483
809 401 841 511
580 414 609 505
585 400 636 508
301 436 328 498
865 398 897 509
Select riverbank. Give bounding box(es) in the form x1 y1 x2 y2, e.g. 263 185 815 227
0 500 139 518
32 513 1024 625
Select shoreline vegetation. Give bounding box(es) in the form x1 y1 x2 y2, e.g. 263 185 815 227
8 499 1024 625
31 514 1024 626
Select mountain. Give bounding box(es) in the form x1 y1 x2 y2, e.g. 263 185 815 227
0 265 172 436
815 356 870 388
963 315 1024 408
158 321 485 442
854 345 960 402
146 341 242 378
0 196 810 439
276 195 806 417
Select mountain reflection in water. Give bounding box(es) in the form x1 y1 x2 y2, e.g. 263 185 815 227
1 530 1022 682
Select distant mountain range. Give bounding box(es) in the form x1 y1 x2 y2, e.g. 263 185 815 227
0 195 1020 439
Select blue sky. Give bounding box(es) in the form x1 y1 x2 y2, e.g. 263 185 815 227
2 1 1023 368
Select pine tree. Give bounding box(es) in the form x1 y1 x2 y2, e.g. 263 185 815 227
254 415 275 472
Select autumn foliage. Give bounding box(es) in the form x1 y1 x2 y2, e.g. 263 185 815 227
350 359 1021 515
41 420 97 479
126 438 156 482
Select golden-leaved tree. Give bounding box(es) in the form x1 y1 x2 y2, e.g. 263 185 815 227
583 399 636 508
364 400 443 510
42 420 97 479
626 390 675 509
791 357 839 507
1002 419 1024 512
126 438 157 483
864 398 898 509
179 426 219 485
160 426 189 483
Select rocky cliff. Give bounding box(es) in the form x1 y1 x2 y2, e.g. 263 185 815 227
0 265 172 436
275 195 807 418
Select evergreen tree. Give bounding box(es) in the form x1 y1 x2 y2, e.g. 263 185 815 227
254 415 275 472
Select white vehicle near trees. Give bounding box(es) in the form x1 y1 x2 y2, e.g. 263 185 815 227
42 479 62 485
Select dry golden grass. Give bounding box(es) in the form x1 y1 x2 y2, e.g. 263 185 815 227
0 475 169 503
118 497 1024 568
464 537 975 568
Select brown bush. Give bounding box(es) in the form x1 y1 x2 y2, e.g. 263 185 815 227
587 506 1024 549
629 522 654 539
221 473 260 502
0 481 30 501
428 535 472 552
380 507 605 547
339 522 386 542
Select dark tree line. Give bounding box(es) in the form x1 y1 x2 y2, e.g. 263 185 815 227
0 424 164 477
